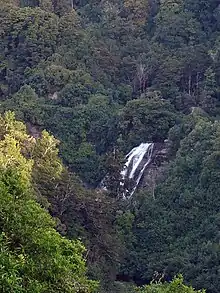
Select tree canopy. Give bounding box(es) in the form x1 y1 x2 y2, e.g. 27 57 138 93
0 111 97 292
0 0 220 292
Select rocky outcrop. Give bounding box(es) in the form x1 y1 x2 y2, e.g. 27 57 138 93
99 141 171 198
26 122 42 138
139 141 170 197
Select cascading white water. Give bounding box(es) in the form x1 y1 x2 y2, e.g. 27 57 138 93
100 142 154 198
121 143 154 197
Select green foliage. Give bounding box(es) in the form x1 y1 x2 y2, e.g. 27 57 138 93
0 4 59 94
0 112 97 292
42 168 124 293
120 97 177 149
0 0 220 292
136 275 205 293
122 115 220 293
1 0 219 189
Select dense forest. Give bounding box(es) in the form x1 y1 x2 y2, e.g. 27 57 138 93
0 0 220 292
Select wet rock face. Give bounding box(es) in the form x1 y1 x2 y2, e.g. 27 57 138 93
100 141 170 198
121 143 154 198
139 141 170 197
120 141 170 198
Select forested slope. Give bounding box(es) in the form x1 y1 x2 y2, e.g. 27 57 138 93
1 0 219 186
0 0 220 292
0 112 97 292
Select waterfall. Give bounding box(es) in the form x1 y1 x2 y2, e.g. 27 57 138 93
100 142 154 198
121 143 154 198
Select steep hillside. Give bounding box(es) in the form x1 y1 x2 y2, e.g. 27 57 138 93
0 0 220 292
